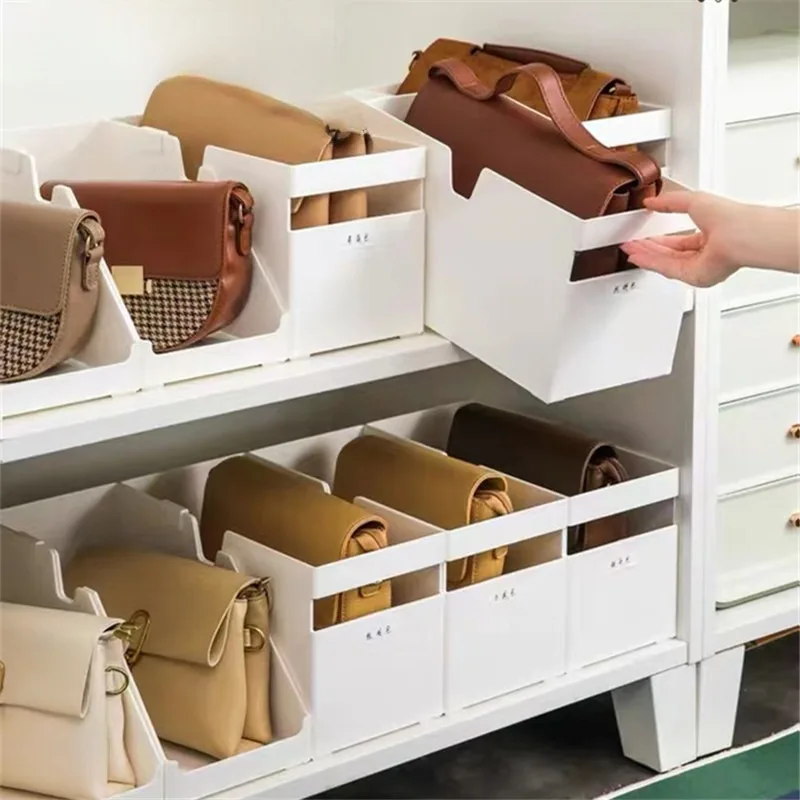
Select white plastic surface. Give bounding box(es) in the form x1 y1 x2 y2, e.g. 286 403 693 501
0 528 165 800
347 94 692 403
199 96 425 358
0 148 145 418
720 266 799 310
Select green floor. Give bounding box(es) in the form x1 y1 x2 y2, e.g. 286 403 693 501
620 732 800 800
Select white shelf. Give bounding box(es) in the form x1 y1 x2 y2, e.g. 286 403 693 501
0 333 466 464
204 639 687 800
727 33 800 122
714 587 800 652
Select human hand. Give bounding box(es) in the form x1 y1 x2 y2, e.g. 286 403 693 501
620 191 751 288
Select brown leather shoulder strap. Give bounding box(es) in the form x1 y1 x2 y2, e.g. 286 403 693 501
428 59 660 189
481 44 588 74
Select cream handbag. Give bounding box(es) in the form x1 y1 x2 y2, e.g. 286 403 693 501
0 602 136 800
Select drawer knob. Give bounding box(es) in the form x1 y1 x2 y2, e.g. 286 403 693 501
792 335 800 348
790 513 800 529
790 425 800 439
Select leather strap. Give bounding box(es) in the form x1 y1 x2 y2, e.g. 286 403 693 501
428 59 660 189
229 184 254 257
481 44 589 74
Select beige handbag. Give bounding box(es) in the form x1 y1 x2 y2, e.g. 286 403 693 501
0 602 136 800
0 201 105 382
63 549 272 760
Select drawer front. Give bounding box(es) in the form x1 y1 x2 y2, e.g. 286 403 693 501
720 298 800 399
721 267 799 310
718 387 800 490
725 115 800 205
717 478 800 605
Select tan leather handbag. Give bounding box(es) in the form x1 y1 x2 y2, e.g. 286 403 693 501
398 39 639 121
0 602 136 800
0 201 105 382
63 549 272 760
333 435 513 590
141 75 371 229
201 455 391 629
40 180 254 353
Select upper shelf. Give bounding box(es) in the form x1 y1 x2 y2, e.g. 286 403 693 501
727 32 800 123
0 333 465 464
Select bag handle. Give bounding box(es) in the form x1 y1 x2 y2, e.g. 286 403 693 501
480 44 589 75
428 59 661 189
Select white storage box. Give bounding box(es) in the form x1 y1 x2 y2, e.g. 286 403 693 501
199 96 426 359
0 148 146 418
2 120 289 391
137 448 446 756
345 92 693 403
0 528 166 800
2 483 312 800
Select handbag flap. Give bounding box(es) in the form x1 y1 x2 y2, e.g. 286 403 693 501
0 201 99 316
447 403 626 496
0 602 118 718
62 549 257 667
333 434 509 530
40 180 245 281
200 456 388 567
141 75 334 212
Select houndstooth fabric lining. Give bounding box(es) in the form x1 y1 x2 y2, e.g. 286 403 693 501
125 278 218 353
1 308 61 381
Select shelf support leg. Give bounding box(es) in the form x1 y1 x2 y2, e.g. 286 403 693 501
696 645 745 758
612 663 697 772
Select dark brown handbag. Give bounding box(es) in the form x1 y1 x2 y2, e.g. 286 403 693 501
41 180 254 352
446 403 631 554
397 39 639 121
404 59 662 279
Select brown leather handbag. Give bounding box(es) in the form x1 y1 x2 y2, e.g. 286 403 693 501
40 180 254 353
404 60 662 279
397 39 639 121
1 201 105 382
446 404 631 554
141 76 371 229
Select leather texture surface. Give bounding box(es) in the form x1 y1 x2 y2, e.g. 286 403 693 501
404 60 661 280
63 549 272 759
40 180 254 352
333 435 512 589
447 404 631 554
397 39 639 121
201 456 391 628
141 76 369 228
0 201 104 382
0 602 135 800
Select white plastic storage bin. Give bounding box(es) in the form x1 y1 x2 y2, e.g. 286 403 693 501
565 450 679 670
199 96 426 359
0 148 146 418
2 483 312 800
346 92 693 403
0 528 166 800
364 408 569 711
137 447 446 756
2 120 289 390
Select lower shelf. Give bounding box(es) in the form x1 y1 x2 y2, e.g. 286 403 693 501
204 640 687 800
714 587 800 653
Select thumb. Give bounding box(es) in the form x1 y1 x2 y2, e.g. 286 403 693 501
643 190 696 214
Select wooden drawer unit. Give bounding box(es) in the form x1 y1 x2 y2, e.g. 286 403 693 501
717 477 800 607
725 115 800 205
718 386 800 491
720 297 800 400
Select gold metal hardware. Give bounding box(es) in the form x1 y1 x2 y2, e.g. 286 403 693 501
115 610 151 666
789 513 800 529
789 424 800 440
243 625 266 653
111 265 148 296
238 577 273 610
105 665 130 696
792 335 800 348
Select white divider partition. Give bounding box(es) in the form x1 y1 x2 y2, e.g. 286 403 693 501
0 528 166 800
199 96 426 359
343 93 694 403
2 484 311 800
2 119 289 392
0 149 145 418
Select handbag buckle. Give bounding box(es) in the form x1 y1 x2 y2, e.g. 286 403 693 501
231 196 253 257
243 625 266 652
105 665 130 696
114 609 151 667
358 581 383 599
